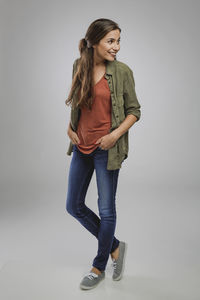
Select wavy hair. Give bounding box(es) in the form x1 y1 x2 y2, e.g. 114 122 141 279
65 18 121 110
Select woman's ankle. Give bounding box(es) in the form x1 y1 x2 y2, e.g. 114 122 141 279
91 266 102 275
111 246 119 260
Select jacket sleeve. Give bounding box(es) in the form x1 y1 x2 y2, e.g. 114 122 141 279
72 60 75 79
70 58 80 131
69 59 77 130
72 58 79 79
123 67 141 121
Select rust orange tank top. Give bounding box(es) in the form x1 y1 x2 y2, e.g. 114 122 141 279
76 74 111 154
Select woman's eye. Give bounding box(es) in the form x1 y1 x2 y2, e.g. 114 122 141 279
108 40 120 44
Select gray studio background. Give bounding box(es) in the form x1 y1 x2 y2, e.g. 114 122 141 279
0 0 200 299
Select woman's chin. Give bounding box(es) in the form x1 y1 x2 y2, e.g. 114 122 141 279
105 56 116 61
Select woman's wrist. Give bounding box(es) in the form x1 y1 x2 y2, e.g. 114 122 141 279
110 130 120 141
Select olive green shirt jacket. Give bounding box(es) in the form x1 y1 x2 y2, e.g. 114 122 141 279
66 58 141 170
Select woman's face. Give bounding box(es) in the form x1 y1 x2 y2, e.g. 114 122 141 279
93 29 121 63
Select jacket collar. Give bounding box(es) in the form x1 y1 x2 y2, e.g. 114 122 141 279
105 59 116 77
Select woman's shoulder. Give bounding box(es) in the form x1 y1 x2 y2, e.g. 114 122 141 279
73 57 80 67
112 59 134 75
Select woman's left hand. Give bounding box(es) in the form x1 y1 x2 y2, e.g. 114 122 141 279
95 132 119 150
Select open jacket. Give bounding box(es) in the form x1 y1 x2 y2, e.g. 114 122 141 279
66 58 141 170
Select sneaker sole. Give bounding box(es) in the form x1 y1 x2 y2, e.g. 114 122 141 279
113 242 128 281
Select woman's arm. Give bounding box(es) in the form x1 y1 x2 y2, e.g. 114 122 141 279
110 114 137 140
67 121 80 145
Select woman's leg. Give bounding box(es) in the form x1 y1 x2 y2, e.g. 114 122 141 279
66 146 101 236
92 148 120 272
66 145 120 262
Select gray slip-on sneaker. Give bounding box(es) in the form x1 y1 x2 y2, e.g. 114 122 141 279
79 271 105 290
111 241 128 281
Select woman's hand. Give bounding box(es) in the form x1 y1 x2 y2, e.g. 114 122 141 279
95 132 119 150
67 127 80 145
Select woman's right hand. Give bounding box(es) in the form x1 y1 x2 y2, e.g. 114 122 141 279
67 127 80 145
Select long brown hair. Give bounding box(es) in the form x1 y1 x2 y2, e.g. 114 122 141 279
65 18 121 110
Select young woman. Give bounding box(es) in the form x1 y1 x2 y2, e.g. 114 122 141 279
65 18 141 290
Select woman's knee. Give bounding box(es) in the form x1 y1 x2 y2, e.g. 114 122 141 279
99 208 117 220
66 198 75 215
66 199 85 218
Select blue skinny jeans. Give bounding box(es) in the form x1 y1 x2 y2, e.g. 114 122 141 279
66 144 120 272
